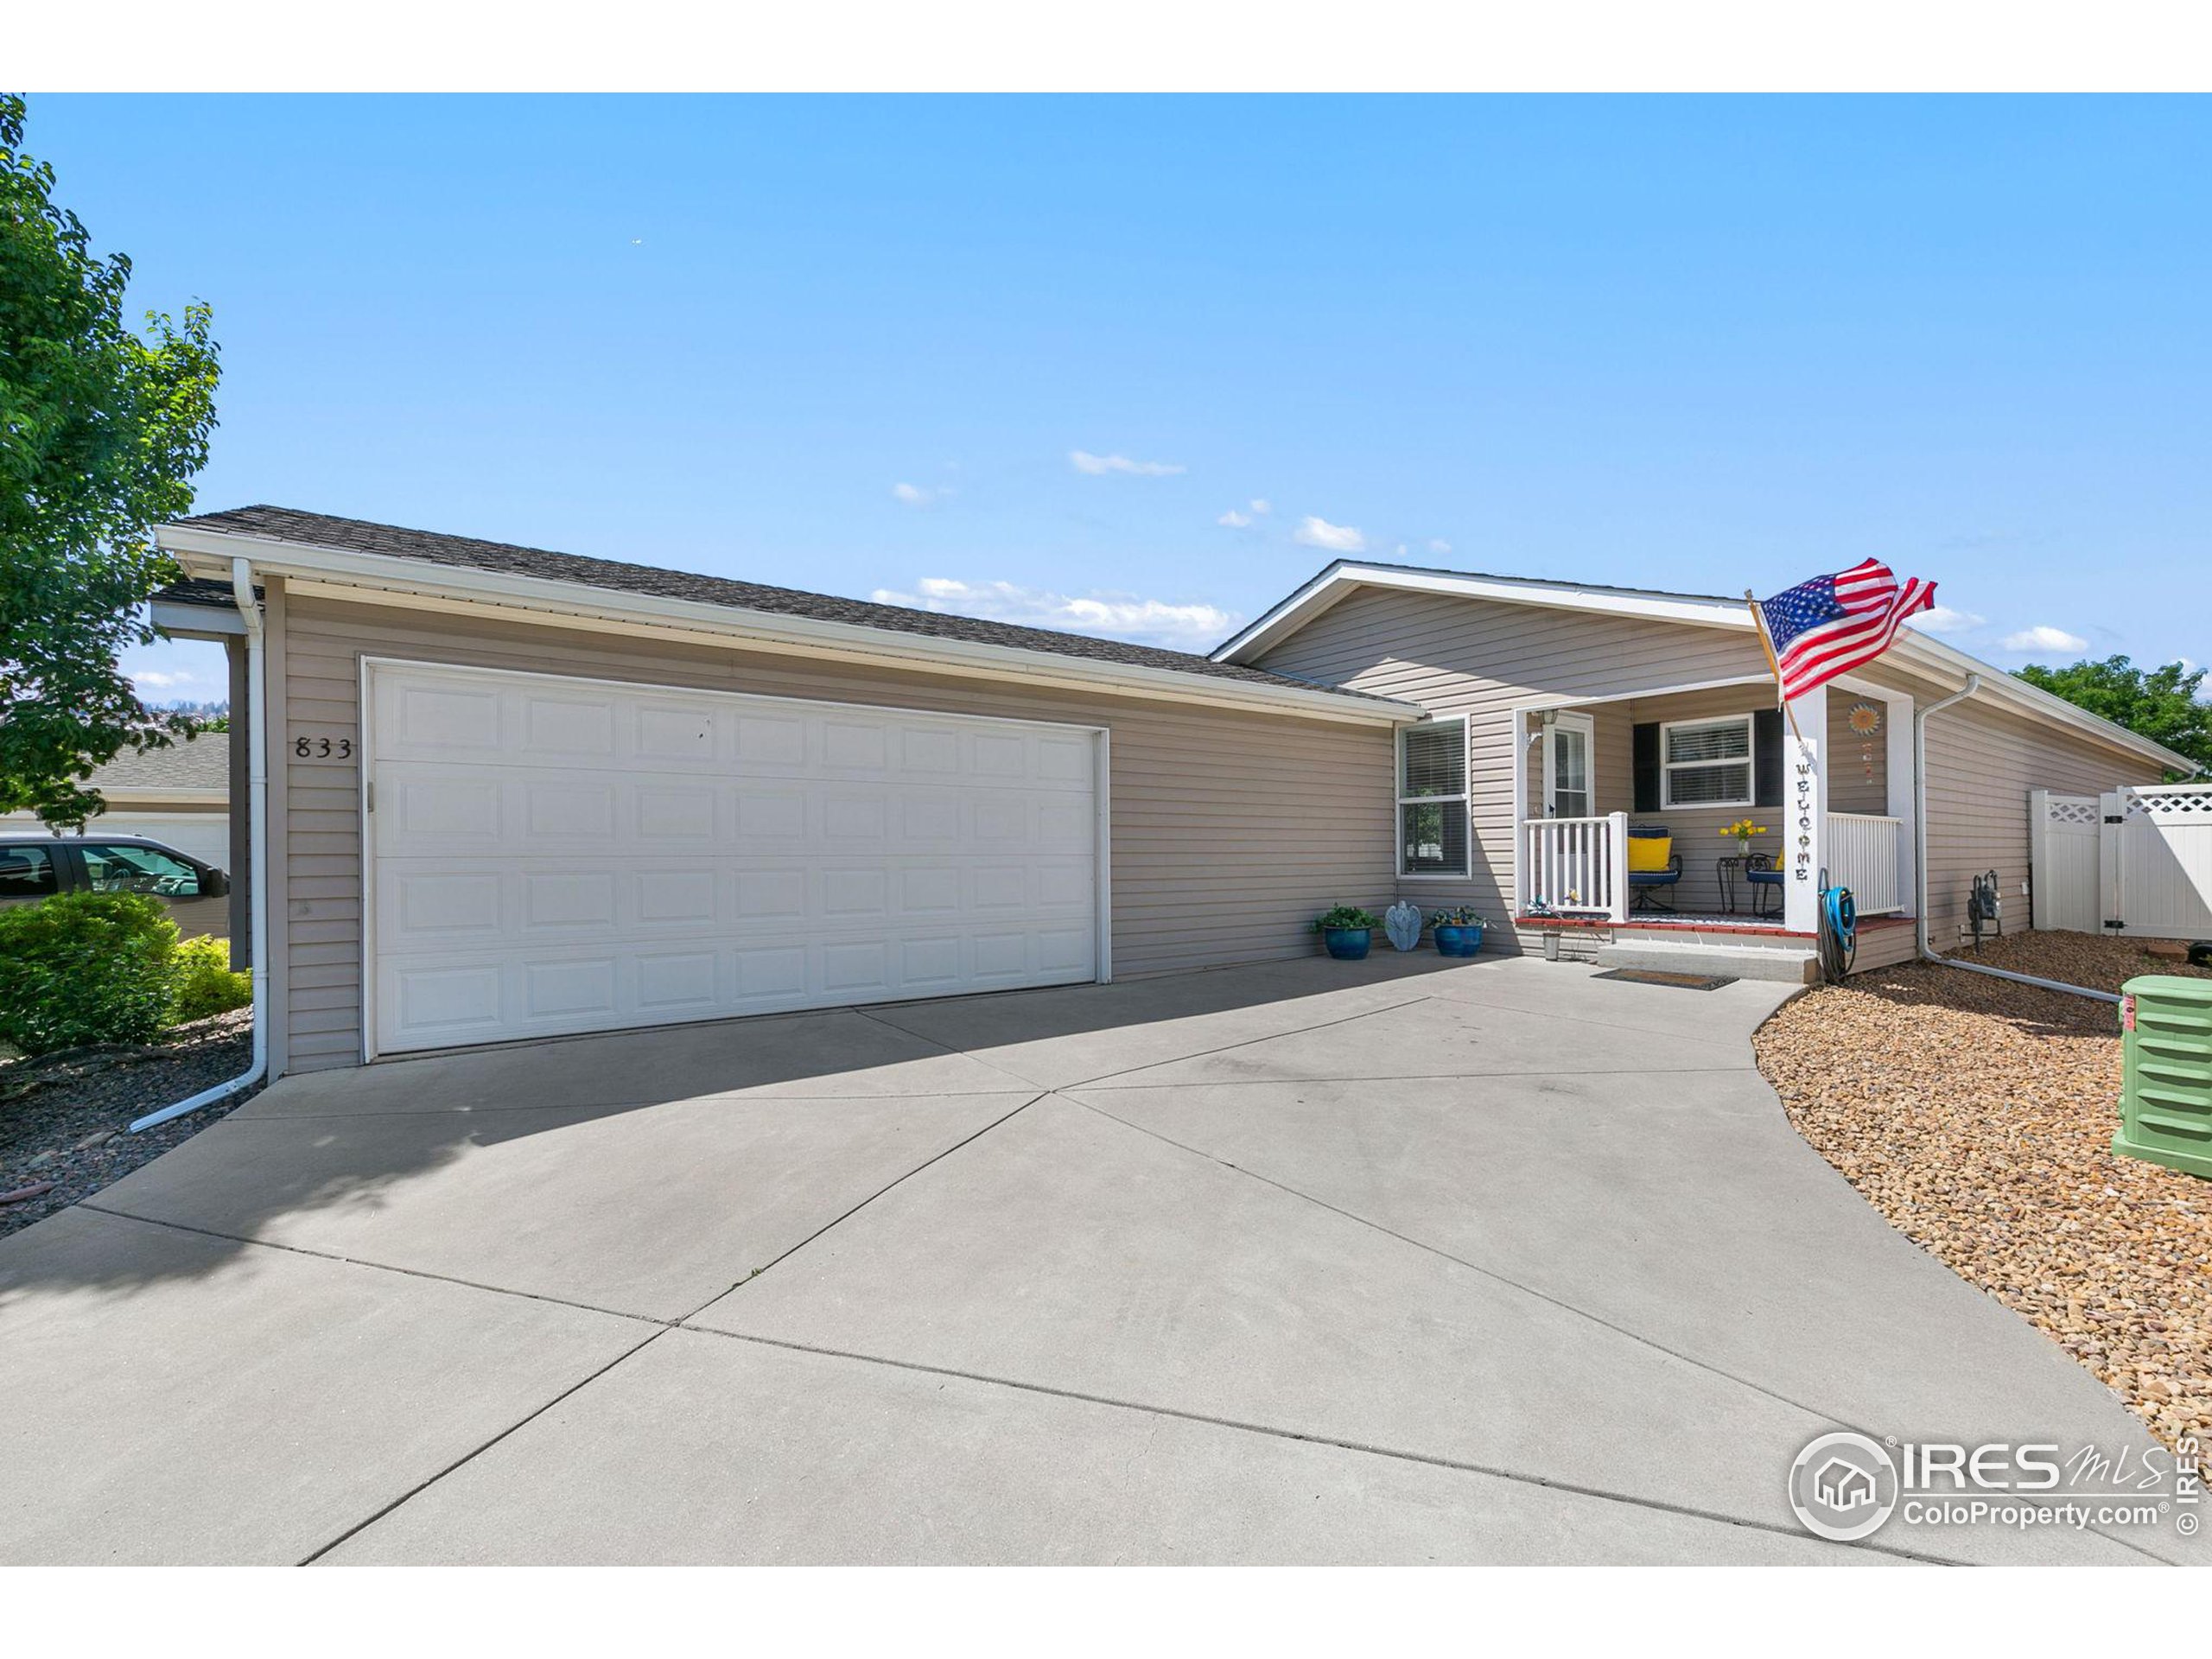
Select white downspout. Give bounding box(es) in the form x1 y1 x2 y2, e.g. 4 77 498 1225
1914 671 2120 1006
130 556 271 1131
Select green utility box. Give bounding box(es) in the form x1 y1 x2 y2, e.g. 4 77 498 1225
2112 975 2212 1179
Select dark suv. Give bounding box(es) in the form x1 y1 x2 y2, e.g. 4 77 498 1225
0 834 232 940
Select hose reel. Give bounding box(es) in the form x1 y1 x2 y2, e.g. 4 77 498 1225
1817 868 1857 984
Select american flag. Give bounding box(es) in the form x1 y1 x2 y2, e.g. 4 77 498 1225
1758 560 1937 702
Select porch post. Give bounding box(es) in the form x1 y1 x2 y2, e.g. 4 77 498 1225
1510 709 1530 916
1606 810 1630 924
1883 690 1916 918
1782 683 1827 935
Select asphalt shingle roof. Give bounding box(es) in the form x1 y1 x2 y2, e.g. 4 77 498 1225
86 735 230 794
170 505 1403 707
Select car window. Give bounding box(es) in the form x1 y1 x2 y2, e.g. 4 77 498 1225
79 843 203 898
0 844 60 899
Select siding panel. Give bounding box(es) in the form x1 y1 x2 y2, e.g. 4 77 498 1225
275 594 1395 1071
1920 695 2162 938
1255 584 2164 943
1258 587 1772 921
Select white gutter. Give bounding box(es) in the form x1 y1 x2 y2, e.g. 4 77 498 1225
1912 671 2120 1006
1213 562 2193 772
131 556 271 1131
155 524 1420 729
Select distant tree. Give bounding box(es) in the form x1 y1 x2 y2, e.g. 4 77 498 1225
188 712 231 735
2015 656 2212 779
0 92 219 830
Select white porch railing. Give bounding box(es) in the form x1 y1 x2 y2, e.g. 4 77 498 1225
1826 811 1904 915
1522 811 1630 923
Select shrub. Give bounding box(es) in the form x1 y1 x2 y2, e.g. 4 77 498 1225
1428 906 1491 927
1311 905 1382 932
169 934 252 1023
0 891 179 1057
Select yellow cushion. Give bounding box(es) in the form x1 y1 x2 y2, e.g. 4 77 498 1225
1626 835 1674 873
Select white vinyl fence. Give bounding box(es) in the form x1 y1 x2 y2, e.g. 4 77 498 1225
2029 791 2104 933
2032 784 2212 939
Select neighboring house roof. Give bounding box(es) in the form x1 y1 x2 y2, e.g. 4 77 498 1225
158 575 258 611
86 735 231 797
0 736 229 826
1214 558 2198 772
156 506 1415 726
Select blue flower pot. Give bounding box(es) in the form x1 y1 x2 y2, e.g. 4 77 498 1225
1433 923 1484 957
1323 926 1372 961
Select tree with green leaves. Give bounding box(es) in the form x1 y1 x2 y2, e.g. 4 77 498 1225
1 92 219 830
2015 656 2212 779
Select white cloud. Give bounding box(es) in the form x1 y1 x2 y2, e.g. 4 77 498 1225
891 481 951 506
1217 509 1252 528
1427 538 1452 556
1294 515 1367 554
2001 625 2089 654
871 578 1237 651
119 638 227 706
1249 499 1272 516
1908 605 1986 636
1070 449 1185 477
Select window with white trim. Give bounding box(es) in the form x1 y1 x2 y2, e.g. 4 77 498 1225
1661 714 1755 808
1398 719 1469 876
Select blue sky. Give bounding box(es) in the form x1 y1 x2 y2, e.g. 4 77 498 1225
26 95 2208 702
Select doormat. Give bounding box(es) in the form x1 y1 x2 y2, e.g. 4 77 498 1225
1592 968 1738 991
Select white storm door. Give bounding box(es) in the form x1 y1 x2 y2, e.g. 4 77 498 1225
365 660 1101 1055
1543 712 1594 819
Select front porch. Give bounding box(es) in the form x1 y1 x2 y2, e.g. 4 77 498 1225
1508 911 1921 983
1510 677 1917 960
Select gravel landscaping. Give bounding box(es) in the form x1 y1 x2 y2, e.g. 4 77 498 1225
0 1009 262 1240
1756 931 2212 1452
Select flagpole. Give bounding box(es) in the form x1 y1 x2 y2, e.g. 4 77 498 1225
1745 590 1806 747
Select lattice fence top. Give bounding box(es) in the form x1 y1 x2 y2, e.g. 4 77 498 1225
2044 795 2101 825
2123 783 2212 820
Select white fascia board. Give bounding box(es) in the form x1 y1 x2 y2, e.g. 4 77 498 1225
1216 559 2192 771
1886 630 2196 772
1211 562 1753 664
157 525 1421 729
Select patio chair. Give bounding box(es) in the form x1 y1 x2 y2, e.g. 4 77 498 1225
1625 824 1683 913
1745 851 1785 918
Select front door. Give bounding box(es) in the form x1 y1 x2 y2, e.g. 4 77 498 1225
1543 712 1594 819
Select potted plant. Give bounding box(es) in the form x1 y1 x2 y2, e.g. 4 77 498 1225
1312 905 1382 961
1428 906 1489 957
1724 817 1770 859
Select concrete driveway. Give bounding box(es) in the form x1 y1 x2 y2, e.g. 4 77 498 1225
1 953 2195 1565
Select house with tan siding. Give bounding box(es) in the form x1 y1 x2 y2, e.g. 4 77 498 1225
150 511 2192 1081
151 508 1411 1077
1215 559 2195 980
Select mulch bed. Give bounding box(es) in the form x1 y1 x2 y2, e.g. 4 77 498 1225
1755 931 2212 1452
0 1009 264 1241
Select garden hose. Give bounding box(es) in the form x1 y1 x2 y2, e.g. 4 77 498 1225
1817 874 1857 984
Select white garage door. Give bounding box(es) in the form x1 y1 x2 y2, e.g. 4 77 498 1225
365 660 1103 1055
